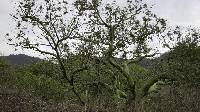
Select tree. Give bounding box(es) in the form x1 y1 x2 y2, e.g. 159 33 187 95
73 0 167 103
7 0 167 106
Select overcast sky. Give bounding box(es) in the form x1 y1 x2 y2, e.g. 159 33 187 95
1 0 200 56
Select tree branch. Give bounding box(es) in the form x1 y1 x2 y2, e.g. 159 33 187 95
25 45 56 57
128 52 158 65
94 8 110 28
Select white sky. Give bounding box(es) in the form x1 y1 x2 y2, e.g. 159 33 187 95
1 0 200 56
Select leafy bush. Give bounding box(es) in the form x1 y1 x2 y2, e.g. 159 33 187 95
156 41 200 87
0 58 14 87
14 70 67 103
0 58 9 74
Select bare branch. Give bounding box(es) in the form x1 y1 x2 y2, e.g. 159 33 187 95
25 45 57 57
128 52 159 65
94 8 110 28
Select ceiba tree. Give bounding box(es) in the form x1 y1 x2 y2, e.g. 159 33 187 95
7 0 167 105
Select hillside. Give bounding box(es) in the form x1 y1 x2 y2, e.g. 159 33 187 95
0 54 41 65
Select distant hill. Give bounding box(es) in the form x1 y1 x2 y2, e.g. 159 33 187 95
0 52 169 67
137 52 169 68
0 54 41 65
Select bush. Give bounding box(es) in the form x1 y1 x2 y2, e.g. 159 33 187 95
14 71 67 103
155 41 200 87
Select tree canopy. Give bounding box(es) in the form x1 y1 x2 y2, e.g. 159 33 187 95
7 0 168 106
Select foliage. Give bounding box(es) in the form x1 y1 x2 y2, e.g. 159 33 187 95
0 59 67 103
15 71 66 102
0 57 10 73
7 0 167 106
0 58 13 87
155 32 200 87
23 60 62 79
156 40 200 87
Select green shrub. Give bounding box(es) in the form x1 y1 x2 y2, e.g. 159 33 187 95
15 71 66 103
155 41 200 87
